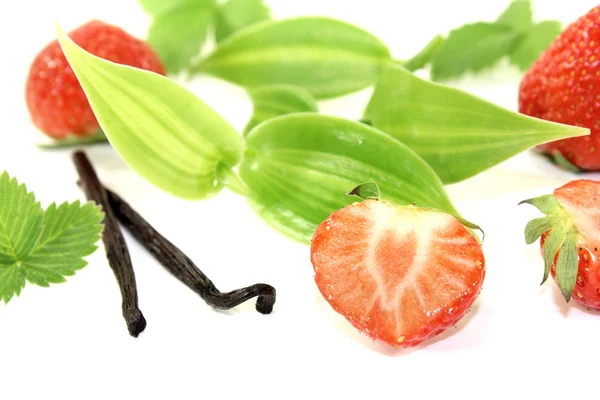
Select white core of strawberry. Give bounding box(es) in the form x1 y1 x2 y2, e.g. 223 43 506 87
353 201 470 338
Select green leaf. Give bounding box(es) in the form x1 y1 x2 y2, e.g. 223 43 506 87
518 194 562 214
0 173 104 304
347 182 381 201
541 225 568 285
0 172 43 262
239 114 461 243
364 65 589 184
555 230 579 302
402 35 445 72
139 0 211 17
497 0 533 32
194 17 392 99
523 216 555 244
431 22 521 81
147 1 215 74
510 21 562 71
37 130 108 149
56 23 244 200
215 0 271 43
22 201 104 285
244 85 318 135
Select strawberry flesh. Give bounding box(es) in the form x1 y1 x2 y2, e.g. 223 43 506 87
310 200 485 347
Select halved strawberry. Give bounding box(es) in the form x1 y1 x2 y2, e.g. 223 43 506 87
310 190 485 347
521 179 600 308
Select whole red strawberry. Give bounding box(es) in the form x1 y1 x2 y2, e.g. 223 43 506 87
25 20 166 139
310 189 485 347
518 6 600 170
521 179 600 309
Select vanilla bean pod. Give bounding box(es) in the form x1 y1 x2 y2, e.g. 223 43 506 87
73 151 146 337
106 189 276 314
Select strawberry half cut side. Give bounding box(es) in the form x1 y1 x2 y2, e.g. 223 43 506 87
310 183 486 348
520 179 600 308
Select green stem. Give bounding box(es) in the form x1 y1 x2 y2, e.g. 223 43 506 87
400 34 445 72
217 165 250 197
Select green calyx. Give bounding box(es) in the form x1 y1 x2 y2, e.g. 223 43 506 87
520 194 581 302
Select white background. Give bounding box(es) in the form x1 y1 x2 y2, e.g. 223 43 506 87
1 1 600 399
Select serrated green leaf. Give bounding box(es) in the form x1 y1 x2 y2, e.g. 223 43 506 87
364 65 589 184
240 114 462 243
244 85 318 135
215 0 271 43
524 216 555 244
542 225 568 285
0 173 104 304
56 23 244 200
555 230 579 302
510 21 562 71
21 201 104 286
519 194 562 214
195 17 392 99
497 0 533 32
147 1 215 74
0 172 43 261
431 22 521 81
347 182 380 200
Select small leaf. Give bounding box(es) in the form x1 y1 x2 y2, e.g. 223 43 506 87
0 173 104 304
139 0 201 16
147 1 215 74
194 17 392 99
431 22 521 81
497 0 533 32
0 172 43 261
364 65 589 184
402 34 445 72
240 114 462 243
347 182 381 200
542 225 568 285
215 0 271 43
56 23 244 200
244 85 318 135
37 130 108 149
555 230 579 302
21 201 104 285
518 194 562 214
548 150 581 173
523 216 556 244
510 21 562 71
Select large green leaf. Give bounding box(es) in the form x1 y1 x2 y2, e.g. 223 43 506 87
56 23 244 200
215 0 271 43
240 114 461 243
364 65 589 184
194 17 392 99
147 1 215 74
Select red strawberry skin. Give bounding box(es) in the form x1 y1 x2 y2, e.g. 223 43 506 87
25 20 166 139
518 6 600 170
310 200 485 347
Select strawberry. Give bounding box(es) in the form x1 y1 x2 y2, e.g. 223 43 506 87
310 194 485 347
25 20 166 139
518 6 600 170
521 179 600 308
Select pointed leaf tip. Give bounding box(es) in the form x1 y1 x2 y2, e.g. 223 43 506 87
347 182 381 200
